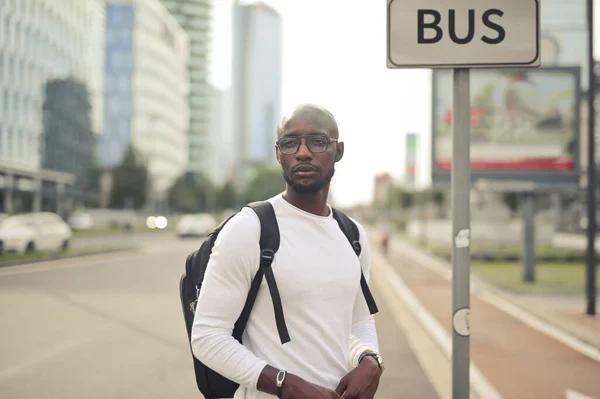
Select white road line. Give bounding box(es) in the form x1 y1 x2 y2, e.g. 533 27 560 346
0 254 141 278
566 389 597 399
376 254 503 399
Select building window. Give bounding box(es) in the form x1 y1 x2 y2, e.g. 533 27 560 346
6 128 13 160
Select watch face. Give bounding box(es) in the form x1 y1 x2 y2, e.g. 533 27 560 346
276 370 286 387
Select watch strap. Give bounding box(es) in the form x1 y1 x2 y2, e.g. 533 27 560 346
276 370 287 398
359 351 382 369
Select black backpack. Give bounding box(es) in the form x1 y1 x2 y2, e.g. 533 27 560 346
179 201 379 399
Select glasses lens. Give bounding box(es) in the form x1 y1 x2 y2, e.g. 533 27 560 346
307 135 329 153
278 137 299 154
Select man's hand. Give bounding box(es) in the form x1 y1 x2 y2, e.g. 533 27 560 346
335 356 382 399
282 374 342 399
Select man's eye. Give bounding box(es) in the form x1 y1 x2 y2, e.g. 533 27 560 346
312 138 327 146
281 139 297 148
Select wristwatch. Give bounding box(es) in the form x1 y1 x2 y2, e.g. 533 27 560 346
276 370 287 398
359 351 384 371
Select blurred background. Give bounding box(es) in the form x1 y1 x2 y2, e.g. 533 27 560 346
0 1 599 398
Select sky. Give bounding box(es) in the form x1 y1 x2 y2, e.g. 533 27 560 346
208 0 600 208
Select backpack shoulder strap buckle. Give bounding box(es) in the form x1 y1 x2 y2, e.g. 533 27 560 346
352 241 362 256
260 249 275 267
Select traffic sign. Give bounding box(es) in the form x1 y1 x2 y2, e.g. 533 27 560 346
387 0 540 68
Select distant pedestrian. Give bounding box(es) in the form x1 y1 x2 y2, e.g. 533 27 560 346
379 220 391 257
190 104 384 399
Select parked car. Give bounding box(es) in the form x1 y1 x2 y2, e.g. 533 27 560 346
67 212 95 230
0 212 72 254
176 213 217 238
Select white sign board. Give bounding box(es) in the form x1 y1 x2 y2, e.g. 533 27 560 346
387 0 540 68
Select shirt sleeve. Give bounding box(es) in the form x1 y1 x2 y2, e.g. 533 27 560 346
190 208 268 390
348 220 380 369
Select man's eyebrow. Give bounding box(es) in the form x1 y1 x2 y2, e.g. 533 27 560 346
282 132 327 137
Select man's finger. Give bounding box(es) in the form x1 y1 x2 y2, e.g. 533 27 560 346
335 378 347 396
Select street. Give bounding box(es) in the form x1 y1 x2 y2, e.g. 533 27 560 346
0 233 437 399
0 236 201 398
68 230 173 252
4 230 598 399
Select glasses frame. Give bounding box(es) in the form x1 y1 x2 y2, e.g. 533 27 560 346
275 134 339 155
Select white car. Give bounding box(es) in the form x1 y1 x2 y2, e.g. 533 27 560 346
67 212 95 230
0 212 73 254
176 213 217 238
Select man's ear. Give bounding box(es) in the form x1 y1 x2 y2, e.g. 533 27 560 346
275 145 281 165
335 142 344 162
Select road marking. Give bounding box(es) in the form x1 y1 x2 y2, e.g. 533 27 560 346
374 251 503 399
395 239 600 364
566 389 597 399
0 254 142 278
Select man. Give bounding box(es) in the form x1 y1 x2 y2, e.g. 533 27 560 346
191 104 383 399
379 219 391 257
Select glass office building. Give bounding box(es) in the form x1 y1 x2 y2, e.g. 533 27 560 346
160 0 212 175
231 2 283 188
0 0 105 214
100 0 190 209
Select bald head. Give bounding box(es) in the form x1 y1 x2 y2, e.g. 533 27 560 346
277 104 339 139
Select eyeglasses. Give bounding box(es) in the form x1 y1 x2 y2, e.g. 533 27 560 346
275 134 338 155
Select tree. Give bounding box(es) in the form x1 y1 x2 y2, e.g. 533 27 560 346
216 181 238 211
168 172 199 213
432 189 448 217
388 186 414 210
167 172 215 213
502 192 519 217
244 165 285 203
109 146 148 210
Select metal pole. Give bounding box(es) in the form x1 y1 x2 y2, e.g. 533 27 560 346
522 192 536 283
452 68 471 399
586 0 597 316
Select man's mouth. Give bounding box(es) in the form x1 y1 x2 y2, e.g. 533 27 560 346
294 170 317 177
293 164 318 173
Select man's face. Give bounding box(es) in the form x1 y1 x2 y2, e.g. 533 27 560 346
276 121 343 194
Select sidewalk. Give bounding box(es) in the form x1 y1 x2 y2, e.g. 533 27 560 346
380 234 600 399
372 279 440 399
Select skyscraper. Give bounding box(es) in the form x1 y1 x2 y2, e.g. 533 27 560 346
231 2 283 187
42 78 97 211
0 0 105 214
101 0 191 210
160 0 213 176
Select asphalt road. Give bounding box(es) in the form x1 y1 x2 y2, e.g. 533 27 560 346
0 235 437 399
69 230 178 252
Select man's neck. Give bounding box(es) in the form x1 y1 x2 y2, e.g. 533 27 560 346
283 187 330 217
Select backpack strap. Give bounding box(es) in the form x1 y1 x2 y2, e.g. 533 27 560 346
331 208 379 315
232 201 291 345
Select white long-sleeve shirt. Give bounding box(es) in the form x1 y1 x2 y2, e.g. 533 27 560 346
191 193 379 399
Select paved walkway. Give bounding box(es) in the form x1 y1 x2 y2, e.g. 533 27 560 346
373 281 439 399
386 236 600 399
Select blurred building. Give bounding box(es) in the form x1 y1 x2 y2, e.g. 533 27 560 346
0 0 105 215
100 0 190 211
160 0 213 176
42 78 98 214
231 1 283 188
373 173 394 206
207 84 234 187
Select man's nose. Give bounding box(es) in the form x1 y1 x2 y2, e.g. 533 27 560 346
296 139 312 160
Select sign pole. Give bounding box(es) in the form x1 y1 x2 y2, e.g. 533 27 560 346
585 0 597 316
451 67 471 399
